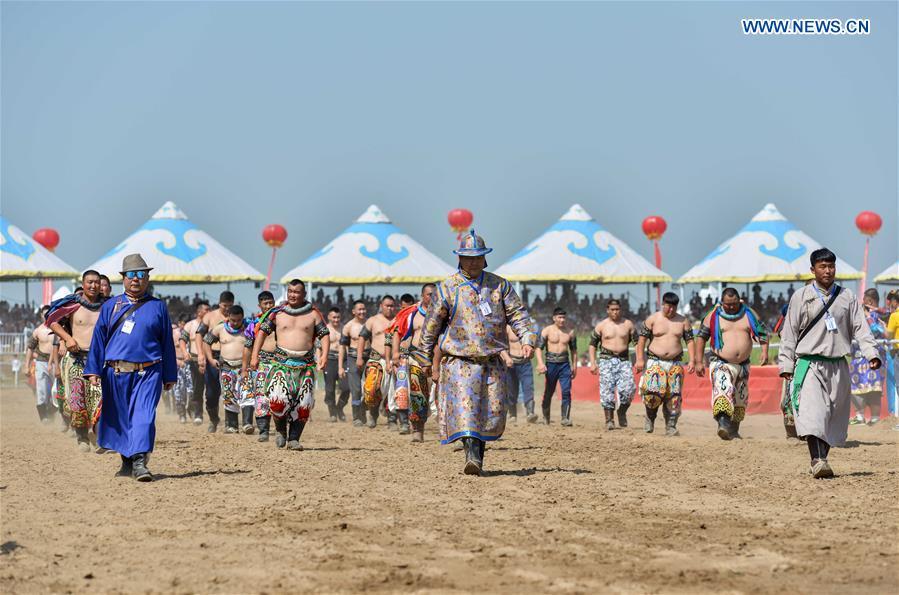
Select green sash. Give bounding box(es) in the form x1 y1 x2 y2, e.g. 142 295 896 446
791 354 843 412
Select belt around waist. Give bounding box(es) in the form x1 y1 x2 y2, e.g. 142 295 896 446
220 358 242 369
107 360 160 373
709 353 750 366
510 356 528 365
599 347 630 360
34 352 51 362
647 351 683 363
545 352 570 364
446 353 502 364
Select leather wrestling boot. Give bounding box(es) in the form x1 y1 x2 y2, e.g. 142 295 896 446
644 408 657 433
508 403 518 424
367 408 379 429
115 455 133 478
463 438 482 476
810 458 834 479
784 416 799 441
327 403 338 423
386 411 398 431
730 420 742 440
337 406 347 423
241 406 255 434
604 409 615 431
224 410 239 434
207 421 218 434
617 404 629 428
274 416 288 448
410 420 424 443
286 420 305 451
256 416 270 442
541 401 552 425
75 427 92 452
665 412 680 437
560 402 573 427
131 453 153 482
397 410 411 435
716 413 733 440
525 401 538 424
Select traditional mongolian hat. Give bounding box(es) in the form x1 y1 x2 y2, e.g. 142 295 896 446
453 229 493 257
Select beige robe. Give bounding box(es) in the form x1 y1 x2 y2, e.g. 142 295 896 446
778 283 878 445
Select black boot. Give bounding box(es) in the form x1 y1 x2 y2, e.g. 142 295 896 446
75 426 91 452
241 406 255 434
561 401 573 427
352 404 364 427
664 410 679 437
730 420 742 440
367 407 378 429
644 407 657 433
274 416 288 448
387 410 398 431
327 402 338 423
617 403 629 428
604 409 615 431
716 413 733 441
507 402 518 423
131 453 153 482
525 400 538 424
36 404 47 422
224 410 239 434
397 410 411 435
115 455 133 478
256 416 270 442
463 438 482 476
287 420 306 450
541 399 551 425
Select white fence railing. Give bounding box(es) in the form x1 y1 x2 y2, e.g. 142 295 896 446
0 332 30 355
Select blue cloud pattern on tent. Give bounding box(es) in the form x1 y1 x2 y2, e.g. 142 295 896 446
508 220 616 265
0 217 35 260
306 222 409 266
101 219 208 263
699 219 805 264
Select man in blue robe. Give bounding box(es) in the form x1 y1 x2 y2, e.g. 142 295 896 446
84 254 178 481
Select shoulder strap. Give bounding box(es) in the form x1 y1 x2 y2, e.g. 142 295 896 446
106 299 152 348
797 285 841 343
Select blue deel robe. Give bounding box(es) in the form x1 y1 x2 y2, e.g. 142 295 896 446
84 294 178 457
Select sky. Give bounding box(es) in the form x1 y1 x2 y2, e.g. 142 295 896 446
2 1 897 306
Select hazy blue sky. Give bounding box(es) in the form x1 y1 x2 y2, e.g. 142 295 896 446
2 1 897 304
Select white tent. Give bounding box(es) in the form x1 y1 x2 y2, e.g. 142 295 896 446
873 260 899 285
280 205 454 285
678 203 861 284
0 216 79 280
87 202 264 283
494 204 670 283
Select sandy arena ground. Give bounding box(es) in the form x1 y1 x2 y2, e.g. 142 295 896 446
1 386 897 594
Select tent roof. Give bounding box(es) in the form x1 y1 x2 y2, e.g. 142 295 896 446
873 260 899 285
280 205 454 285
677 203 862 284
86 202 264 283
0 216 79 280
494 204 670 283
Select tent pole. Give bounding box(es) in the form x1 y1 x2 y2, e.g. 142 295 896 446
24 279 30 307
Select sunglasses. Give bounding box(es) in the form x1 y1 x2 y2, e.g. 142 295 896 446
124 271 148 279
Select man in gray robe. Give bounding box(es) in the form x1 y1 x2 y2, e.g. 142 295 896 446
778 248 881 479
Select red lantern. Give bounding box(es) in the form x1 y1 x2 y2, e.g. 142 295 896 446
447 209 474 233
32 228 60 252
855 211 882 236
262 224 288 248
641 216 667 241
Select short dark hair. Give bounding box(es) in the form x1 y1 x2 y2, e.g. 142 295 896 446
82 269 100 280
328 307 340 315
352 299 366 308
219 291 235 303
257 291 274 302
421 283 436 294
400 293 415 305
99 274 111 283
381 295 395 304
810 248 836 266
721 287 740 299
195 300 210 311
863 288 880 302
288 279 305 288
553 307 566 316
228 305 244 317
888 290 899 304
662 292 679 306
607 299 620 307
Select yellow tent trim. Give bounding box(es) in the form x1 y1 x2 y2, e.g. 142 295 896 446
0 270 79 280
677 272 863 284
498 274 672 283
278 275 449 285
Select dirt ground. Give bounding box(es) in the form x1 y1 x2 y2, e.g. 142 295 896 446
1 386 897 594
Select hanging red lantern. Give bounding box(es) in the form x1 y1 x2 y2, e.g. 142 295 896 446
32 228 60 252
641 216 667 241
855 211 882 236
447 209 474 233
262 224 288 248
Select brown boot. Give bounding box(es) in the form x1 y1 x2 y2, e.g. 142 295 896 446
604 409 615 431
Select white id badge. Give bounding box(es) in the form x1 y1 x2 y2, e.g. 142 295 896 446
824 313 837 332
478 301 492 316
121 319 135 334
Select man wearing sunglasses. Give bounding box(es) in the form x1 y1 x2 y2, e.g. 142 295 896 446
84 254 178 482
